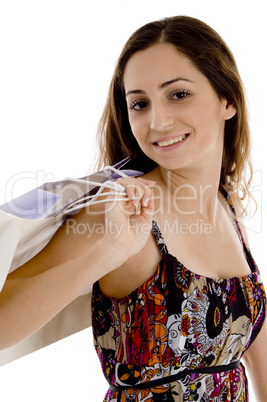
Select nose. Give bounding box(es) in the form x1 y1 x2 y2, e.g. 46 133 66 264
149 102 175 132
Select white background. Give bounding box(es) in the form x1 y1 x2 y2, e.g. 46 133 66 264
0 1 266 401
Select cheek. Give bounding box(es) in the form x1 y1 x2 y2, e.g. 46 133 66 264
192 102 223 131
128 116 147 143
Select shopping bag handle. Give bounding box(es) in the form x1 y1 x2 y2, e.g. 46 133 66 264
58 165 131 215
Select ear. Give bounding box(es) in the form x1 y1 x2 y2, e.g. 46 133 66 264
223 100 237 121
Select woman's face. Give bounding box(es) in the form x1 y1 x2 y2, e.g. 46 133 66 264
123 44 236 172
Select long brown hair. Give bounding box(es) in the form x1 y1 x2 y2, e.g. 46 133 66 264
96 16 253 211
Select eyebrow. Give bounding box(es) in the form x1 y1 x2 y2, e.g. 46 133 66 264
125 77 194 97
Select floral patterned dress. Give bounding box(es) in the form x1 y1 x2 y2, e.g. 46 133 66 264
91 187 266 401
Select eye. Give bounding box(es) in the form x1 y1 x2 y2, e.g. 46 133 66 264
128 100 149 111
171 90 190 101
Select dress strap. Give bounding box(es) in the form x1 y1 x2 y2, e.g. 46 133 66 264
152 218 168 257
219 185 247 249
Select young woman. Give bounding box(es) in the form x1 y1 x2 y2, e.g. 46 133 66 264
0 16 266 401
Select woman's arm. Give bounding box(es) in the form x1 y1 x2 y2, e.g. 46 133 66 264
0 177 154 349
0 238 122 350
230 190 267 399
242 320 267 402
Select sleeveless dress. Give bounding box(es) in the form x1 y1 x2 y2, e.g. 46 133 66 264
91 187 266 401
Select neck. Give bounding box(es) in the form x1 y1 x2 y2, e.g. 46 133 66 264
151 159 223 226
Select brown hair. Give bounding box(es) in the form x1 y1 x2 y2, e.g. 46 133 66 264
96 16 253 211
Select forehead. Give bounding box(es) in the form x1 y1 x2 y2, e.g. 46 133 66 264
123 43 198 90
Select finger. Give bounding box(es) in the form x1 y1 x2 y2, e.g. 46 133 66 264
117 177 156 191
147 188 154 211
117 178 146 208
132 183 152 209
143 188 154 214
125 183 135 201
136 188 154 222
140 184 152 208
135 177 157 188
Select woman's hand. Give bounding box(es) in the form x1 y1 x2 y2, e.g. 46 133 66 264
102 176 155 261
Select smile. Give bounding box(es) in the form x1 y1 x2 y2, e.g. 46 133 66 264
156 134 187 147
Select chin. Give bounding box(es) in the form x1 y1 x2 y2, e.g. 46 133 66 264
156 157 192 172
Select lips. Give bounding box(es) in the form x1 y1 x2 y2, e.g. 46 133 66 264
154 134 189 147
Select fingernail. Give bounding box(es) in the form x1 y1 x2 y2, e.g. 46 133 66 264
147 181 156 187
133 198 139 208
143 197 149 207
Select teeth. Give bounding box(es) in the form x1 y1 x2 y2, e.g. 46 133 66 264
157 134 186 147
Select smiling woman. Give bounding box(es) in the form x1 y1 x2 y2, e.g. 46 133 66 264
92 16 266 401
1 12 266 402
123 44 236 173
97 16 252 215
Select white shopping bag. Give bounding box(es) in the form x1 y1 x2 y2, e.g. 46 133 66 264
0 159 142 365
